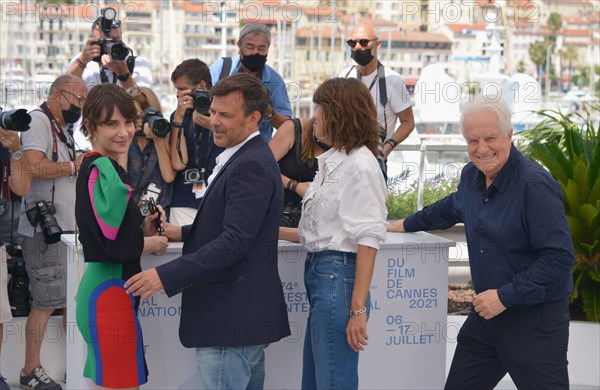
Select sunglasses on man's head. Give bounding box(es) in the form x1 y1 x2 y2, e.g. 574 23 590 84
346 38 378 48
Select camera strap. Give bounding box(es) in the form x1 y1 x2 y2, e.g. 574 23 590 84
39 103 75 162
348 62 388 140
99 55 136 84
133 139 158 194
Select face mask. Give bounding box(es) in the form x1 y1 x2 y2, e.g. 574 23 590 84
62 105 81 124
313 136 331 151
241 53 267 72
351 49 374 66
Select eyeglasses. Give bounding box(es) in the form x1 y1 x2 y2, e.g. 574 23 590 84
60 90 86 106
346 38 378 48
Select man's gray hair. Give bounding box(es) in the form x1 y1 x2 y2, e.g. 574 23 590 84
238 23 271 46
460 95 513 136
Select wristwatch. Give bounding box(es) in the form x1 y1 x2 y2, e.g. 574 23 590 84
265 110 275 122
117 72 131 82
10 149 24 161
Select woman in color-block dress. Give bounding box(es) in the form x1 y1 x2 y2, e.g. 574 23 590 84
75 83 168 389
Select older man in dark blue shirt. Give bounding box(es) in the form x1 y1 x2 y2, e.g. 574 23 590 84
388 96 574 390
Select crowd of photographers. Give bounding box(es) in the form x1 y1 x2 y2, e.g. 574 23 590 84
0 9 297 390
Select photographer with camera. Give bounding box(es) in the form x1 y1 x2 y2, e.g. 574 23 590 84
128 87 175 216
339 22 414 181
268 118 327 228
67 7 152 91
169 59 224 225
0 108 31 390
17 74 87 390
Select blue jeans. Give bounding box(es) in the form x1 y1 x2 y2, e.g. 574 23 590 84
301 251 371 390
195 344 267 390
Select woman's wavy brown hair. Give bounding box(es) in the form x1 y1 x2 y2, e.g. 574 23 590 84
312 77 380 157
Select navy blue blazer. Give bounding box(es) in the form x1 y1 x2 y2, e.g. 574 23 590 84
156 135 291 348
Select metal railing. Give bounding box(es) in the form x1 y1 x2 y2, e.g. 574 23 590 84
390 134 468 210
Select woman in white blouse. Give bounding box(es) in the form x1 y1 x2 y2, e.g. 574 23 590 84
282 77 387 389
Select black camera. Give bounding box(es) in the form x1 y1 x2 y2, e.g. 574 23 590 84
26 200 62 244
140 107 171 138
184 168 203 184
280 203 301 228
95 8 129 61
0 107 31 132
137 198 163 234
6 243 23 258
189 89 211 116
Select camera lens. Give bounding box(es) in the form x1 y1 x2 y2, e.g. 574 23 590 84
192 89 211 115
0 109 31 132
108 42 129 61
150 118 171 138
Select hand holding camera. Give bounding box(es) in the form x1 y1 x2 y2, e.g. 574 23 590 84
0 129 23 153
142 198 165 236
79 38 102 65
138 108 171 139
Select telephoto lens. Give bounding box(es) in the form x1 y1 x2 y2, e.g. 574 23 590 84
0 108 31 131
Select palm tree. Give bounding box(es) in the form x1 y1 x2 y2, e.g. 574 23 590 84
547 12 563 40
559 44 579 90
529 40 550 86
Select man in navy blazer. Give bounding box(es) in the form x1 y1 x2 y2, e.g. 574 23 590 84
126 73 290 389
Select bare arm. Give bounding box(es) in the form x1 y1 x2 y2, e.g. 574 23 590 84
386 219 406 233
170 93 194 171
278 227 299 242
25 149 84 180
266 105 291 129
268 119 295 161
382 107 415 159
144 124 176 183
346 244 378 352
1 130 30 196
66 38 99 77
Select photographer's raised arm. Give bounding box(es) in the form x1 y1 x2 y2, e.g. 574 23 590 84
145 125 176 183
169 93 193 170
67 38 100 77
25 149 83 180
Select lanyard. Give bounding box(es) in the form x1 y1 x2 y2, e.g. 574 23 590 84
39 103 75 162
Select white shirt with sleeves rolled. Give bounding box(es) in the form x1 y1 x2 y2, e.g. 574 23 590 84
299 145 388 253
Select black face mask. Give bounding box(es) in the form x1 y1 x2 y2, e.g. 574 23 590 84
62 105 81 124
241 53 267 72
351 49 374 66
313 136 331 151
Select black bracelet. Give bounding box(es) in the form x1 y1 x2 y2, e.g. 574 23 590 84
289 180 299 192
172 122 183 128
384 139 398 148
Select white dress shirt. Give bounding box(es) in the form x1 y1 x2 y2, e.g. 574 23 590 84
298 145 387 253
206 131 260 187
